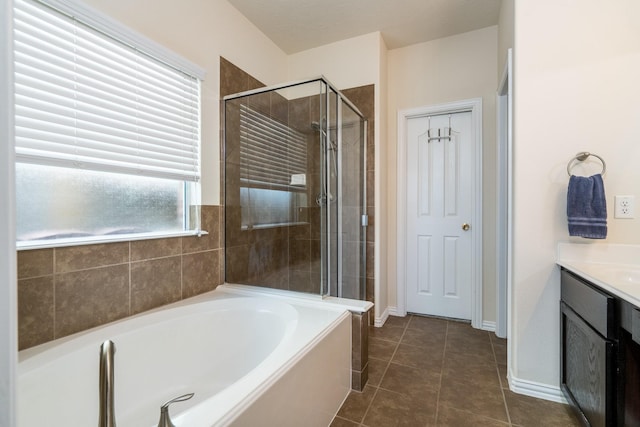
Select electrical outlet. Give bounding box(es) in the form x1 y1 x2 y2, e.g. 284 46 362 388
615 195 635 219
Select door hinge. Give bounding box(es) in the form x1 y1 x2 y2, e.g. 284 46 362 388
361 214 369 227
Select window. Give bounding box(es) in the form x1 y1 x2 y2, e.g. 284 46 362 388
239 104 307 228
13 0 204 246
16 163 188 240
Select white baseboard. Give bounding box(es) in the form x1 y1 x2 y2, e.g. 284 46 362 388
481 320 496 332
509 375 568 404
376 307 496 332
387 306 401 317
374 306 390 327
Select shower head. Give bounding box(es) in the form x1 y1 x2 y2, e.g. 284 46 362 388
312 117 333 131
311 119 337 152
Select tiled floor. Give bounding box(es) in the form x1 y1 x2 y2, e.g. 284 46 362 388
332 314 581 427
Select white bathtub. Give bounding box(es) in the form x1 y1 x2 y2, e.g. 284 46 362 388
18 286 355 426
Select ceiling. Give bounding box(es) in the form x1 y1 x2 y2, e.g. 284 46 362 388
228 0 502 54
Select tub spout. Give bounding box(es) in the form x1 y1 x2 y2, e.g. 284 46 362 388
99 340 116 427
157 393 194 427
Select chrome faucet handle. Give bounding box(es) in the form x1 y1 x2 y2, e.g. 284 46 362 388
157 393 194 427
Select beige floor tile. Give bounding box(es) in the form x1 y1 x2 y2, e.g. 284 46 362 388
380 362 441 395
392 343 444 371
445 330 493 354
490 334 507 344
441 361 501 389
497 364 509 390
367 357 388 387
401 328 447 349
385 315 411 328
442 346 497 369
369 337 398 362
407 315 448 332
436 405 510 427
337 385 377 423
438 378 509 422
492 341 507 366
369 324 406 342
330 416 360 427
337 317 579 427
362 388 438 427
504 390 581 427
444 319 479 334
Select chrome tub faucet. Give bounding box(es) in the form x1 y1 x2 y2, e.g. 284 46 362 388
99 340 116 427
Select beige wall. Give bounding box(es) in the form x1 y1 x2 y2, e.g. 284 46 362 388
81 0 289 206
386 26 499 322
287 32 382 89
377 34 389 319
288 32 389 322
512 0 640 388
498 0 514 79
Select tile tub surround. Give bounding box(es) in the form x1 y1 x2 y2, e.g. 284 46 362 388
351 309 370 391
333 315 580 427
17 205 223 350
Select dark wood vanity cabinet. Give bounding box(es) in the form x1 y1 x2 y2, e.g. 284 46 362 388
620 302 640 426
560 269 618 427
561 268 640 427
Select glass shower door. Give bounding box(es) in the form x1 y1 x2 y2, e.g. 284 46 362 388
223 76 367 301
323 86 339 297
336 99 367 300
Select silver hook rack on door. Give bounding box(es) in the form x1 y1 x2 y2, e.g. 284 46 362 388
427 114 453 142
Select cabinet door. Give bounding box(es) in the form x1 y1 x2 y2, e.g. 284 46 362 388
561 302 615 427
623 330 640 427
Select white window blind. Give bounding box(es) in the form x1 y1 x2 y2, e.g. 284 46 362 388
13 0 202 182
239 104 307 190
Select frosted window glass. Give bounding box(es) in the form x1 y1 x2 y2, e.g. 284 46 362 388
240 188 306 228
16 163 185 241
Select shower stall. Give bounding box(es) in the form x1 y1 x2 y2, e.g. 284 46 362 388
223 77 367 300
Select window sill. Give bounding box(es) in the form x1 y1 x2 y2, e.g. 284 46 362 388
16 230 209 251
241 222 309 231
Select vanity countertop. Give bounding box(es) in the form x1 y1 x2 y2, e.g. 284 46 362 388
557 243 640 308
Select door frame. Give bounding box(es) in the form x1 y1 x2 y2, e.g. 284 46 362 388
1 0 17 423
396 98 483 328
496 48 513 339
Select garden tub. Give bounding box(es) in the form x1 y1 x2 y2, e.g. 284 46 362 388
18 286 352 426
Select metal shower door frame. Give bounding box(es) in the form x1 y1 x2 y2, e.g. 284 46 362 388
223 76 367 299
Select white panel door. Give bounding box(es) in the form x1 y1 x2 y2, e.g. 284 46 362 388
405 112 473 319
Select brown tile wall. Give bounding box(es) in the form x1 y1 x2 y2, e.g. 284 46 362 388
341 85 375 306
351 309 371 391
17 205 223 350
221 57 322 294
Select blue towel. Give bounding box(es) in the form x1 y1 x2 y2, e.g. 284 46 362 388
567 174 607 239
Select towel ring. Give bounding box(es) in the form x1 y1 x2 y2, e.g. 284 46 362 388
566 152 606 176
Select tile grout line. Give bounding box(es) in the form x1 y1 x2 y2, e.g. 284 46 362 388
433 320 450 425
358 316 412 426
491 337 513 426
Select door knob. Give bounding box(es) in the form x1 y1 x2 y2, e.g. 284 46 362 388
462 223 470 231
